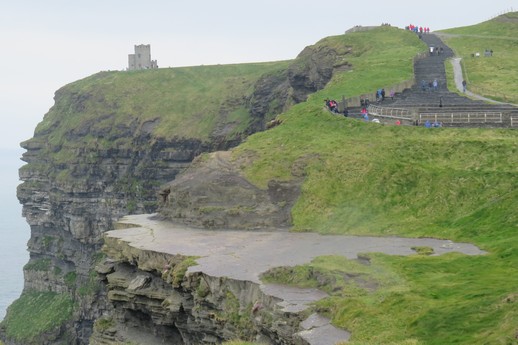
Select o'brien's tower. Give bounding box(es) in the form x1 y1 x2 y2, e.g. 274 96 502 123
128 44 158 70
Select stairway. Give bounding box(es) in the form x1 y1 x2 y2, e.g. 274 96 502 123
374 34 518 127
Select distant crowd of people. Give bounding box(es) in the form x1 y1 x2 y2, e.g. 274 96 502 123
421 79 439 92
325 98 349 117
429 46 444 56
406 24 430 34
325 99 339 113
424 120 443 128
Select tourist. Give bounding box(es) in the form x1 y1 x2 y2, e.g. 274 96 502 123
421 80 427 92
462 80 467 93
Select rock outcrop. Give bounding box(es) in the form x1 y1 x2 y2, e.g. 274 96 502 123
158 151 302 230
91 237 309 345
1 37 352 345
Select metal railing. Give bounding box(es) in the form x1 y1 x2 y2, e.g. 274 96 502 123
511 115 518 127
419 112 503 124
367 105 414 120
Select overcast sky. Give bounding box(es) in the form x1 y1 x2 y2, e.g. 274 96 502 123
0 0 516 149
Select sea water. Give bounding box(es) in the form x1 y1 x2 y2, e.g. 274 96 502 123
0 148 30 321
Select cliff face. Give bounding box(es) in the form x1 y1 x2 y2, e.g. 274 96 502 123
1 42 350 344
14 133 217 344
91 236 308 345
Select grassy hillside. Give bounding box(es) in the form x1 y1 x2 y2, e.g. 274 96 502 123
231 24 518 345
301 26 425 103
34 61 290 148
439 11 518 103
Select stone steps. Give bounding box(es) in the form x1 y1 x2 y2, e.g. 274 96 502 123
370 33 518 127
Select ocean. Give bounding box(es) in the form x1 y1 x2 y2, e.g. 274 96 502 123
0 148 30 321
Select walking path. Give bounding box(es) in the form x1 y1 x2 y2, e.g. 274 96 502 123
368 33 518 126
107 214 486 345
450 57 517 105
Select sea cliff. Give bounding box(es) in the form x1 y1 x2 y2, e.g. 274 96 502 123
0 41 347 344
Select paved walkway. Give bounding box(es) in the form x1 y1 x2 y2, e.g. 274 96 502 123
450 57 515 105
107 214 485 345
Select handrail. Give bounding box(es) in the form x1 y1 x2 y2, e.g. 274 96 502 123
419 112 503 123
367 105 414 120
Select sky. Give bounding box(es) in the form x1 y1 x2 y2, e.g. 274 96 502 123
0 0 516 150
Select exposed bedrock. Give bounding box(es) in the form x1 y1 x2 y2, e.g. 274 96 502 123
92 237 314 345
158 151 302 230
3 38 350 345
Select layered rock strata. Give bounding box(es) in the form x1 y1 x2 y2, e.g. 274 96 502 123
3 37 354 344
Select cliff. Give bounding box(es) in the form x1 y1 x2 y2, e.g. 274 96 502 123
6 24 516 345
0 38 353 345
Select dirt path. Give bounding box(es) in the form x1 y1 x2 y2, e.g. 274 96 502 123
107 214 486 345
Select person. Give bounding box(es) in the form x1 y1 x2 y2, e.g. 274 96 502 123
381 88 386 101
395 119 401 126
390 89 395 100
421 80 427 92
462 80 467 93
433 79 438 91
333 100 339 113
361 107 369 121
424 120 432 128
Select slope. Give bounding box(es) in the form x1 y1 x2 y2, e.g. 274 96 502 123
225 18 518 345
439 11 518 104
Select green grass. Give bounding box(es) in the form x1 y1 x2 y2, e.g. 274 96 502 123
231 19 518 345
303 27 426 103
34 60 290 151
1 291 74 343
23 258 51 271
12 19 518 345
237 108 518 344
439 12 518 103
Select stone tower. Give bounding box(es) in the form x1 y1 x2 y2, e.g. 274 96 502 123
128 44 158 70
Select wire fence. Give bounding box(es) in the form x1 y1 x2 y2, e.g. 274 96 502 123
488 8 515 20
